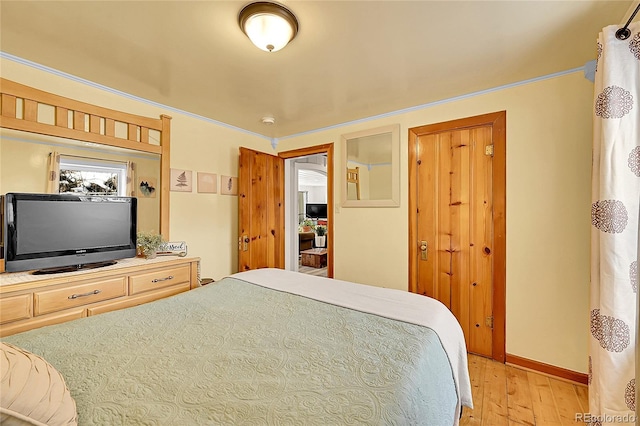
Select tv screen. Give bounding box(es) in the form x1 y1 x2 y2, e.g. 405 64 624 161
305 203 327 219
3 193 137 274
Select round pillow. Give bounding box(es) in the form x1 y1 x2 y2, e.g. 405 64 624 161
0 342 77 425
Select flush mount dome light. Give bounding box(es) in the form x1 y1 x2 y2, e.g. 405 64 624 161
238 2 299 52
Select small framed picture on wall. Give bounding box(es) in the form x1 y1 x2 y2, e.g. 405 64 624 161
170 169 193 192
220 175 238 195
138 176 158 198
197 172 217 194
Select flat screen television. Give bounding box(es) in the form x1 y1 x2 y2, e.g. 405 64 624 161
305 203 327 219
3 193 137 274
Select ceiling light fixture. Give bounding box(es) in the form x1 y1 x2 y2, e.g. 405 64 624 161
238 2 299 52
261 116 276 125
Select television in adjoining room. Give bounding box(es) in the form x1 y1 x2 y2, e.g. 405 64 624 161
305 203 327 219
2 193 137 274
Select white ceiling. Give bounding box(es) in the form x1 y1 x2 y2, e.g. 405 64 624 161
298 168 327 187
0 1 634 139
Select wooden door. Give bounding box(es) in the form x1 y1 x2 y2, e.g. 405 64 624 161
238 147 284 271
417 126 493 356
409 112 506 361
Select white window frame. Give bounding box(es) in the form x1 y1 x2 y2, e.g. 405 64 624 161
59 156 127 196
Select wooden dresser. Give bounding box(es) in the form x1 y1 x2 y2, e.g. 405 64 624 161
0 256 200 337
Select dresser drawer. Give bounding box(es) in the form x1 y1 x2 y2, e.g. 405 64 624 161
0 294 32 324
129 265 190 295
1 308 85 338
88 283 191 316
34 277 127 316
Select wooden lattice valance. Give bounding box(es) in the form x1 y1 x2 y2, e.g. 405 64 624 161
0 78 171 238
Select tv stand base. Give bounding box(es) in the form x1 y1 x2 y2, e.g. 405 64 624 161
32 260 117 275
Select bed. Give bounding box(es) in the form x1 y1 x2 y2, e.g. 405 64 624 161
1 268 473 425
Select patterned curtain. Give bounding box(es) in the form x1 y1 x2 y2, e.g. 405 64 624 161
126 161 136 197
45 151 60 193
590 22 639 423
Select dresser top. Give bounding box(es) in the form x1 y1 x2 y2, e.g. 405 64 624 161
0 256 200 288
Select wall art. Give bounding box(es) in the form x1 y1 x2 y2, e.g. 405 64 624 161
197 172 217 194
170 168 192 192
138 176 157 198
220 175 238 195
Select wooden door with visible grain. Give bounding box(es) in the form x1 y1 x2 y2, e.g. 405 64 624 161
238 147 284 271
415 126 494 357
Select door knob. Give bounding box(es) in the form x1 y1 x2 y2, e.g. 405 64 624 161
420 240 428 260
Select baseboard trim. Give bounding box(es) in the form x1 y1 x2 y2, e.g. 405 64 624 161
506 353 588 385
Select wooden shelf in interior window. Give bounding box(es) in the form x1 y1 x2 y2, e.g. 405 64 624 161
346 167 360 200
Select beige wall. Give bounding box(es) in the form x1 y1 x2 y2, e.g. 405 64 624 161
369 165 392 200
277 71 593 374
0 58 271 281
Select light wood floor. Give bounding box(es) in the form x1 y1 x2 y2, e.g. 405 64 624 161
462 354 588 425
298 265 328 277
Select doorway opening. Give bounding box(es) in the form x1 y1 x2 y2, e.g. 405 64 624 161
279 144 334 278
295 157 328 277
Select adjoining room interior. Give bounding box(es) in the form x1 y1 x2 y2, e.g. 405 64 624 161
288 154 328 278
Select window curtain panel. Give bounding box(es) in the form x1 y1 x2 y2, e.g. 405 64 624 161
46 151 60 194
590 22 639 424
126 161 136 197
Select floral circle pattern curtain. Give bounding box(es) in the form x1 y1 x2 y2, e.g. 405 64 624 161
590 21 640 424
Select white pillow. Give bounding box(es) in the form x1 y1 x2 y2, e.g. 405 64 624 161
0 342 77 426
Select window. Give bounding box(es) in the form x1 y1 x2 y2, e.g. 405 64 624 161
59 157 127 196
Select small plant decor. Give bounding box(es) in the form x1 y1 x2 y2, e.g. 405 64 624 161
137 232 165 259
313 225 327 248
301 218 314 232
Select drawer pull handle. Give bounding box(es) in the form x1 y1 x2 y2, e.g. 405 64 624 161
68 289 101 300
152 275 174 283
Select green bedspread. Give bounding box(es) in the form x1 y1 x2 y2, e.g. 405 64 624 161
3 277 457 425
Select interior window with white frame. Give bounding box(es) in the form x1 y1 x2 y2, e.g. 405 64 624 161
59 156 127 196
